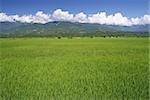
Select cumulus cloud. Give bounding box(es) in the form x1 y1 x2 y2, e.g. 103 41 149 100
13 15 33 23
131 15 150 25
52 9 74 21
10 11 51 24
87 12 133 26
0 13 15 22
33 11 51 24
0 9 150 26
74 12 88 23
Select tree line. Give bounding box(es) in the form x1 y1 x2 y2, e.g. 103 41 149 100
0 31 149 38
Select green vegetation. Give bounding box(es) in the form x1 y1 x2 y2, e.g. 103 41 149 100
0 22 149 38
0 37 149 100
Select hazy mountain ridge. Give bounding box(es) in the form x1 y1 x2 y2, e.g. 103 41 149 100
0 21 149 37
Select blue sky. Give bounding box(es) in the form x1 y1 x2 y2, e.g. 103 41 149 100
0 0 149 17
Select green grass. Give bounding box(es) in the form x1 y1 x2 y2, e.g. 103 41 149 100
0 37 149 100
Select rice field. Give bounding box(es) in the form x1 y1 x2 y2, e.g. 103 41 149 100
0 37 149 100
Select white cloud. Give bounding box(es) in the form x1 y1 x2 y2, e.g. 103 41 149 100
0 9 150 26
11 11 51 24
88 12 132 26
88 12 107 24
13 15 33 23
33 11 52 24
52 9 74 21
107 13 132 26
74 12 88 23
131 15 150 25
0 13 15 22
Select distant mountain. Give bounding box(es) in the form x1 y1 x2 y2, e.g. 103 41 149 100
0 22 29 31
107 24 149 32
0 21 149 37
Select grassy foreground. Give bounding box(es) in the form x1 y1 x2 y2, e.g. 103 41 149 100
0 37 149 100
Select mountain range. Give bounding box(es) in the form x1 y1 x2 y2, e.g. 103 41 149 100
0 21 149 37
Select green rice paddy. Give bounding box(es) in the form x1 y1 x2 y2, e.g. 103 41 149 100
0 37 149 100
